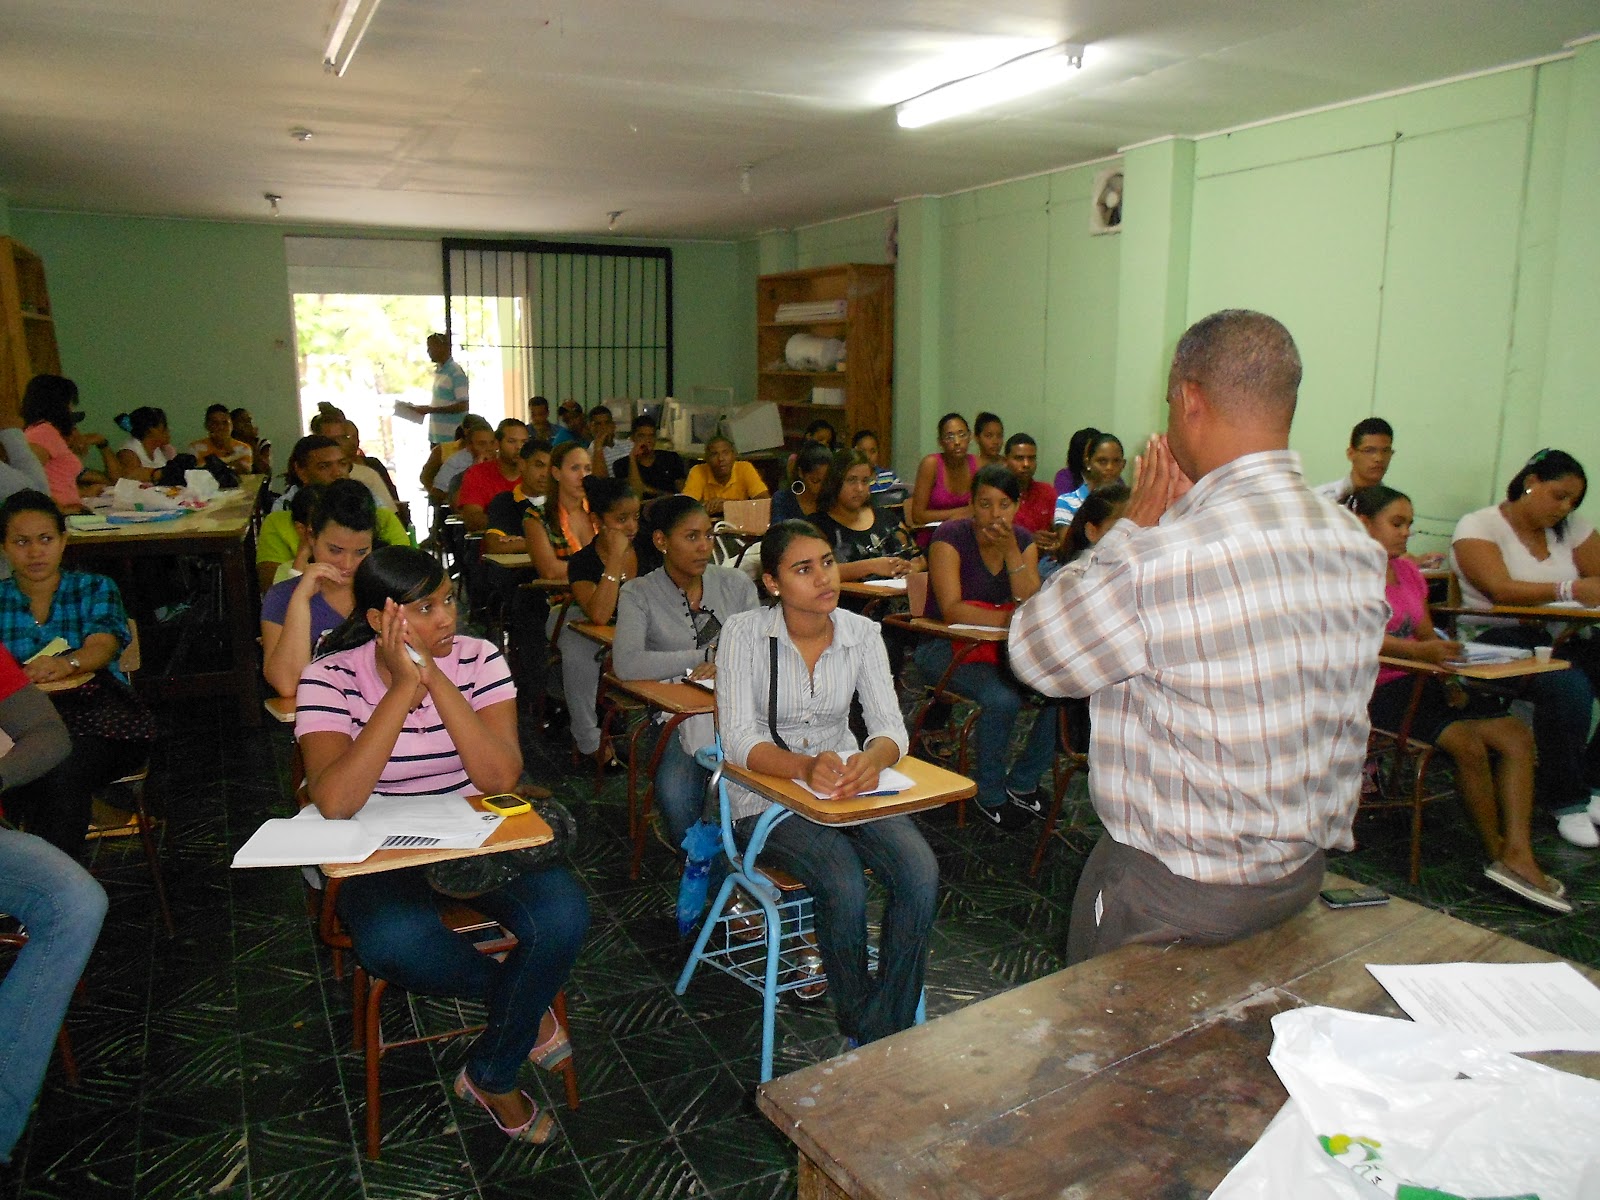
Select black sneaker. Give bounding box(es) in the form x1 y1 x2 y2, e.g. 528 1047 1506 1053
1006 786 1046 817
972 802 1031 832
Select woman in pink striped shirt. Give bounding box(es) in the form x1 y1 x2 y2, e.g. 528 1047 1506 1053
296 546 588 1144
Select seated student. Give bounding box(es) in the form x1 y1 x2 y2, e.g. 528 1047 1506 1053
851 429 903 499
586 405 630 474
771 442 832 525
908 413 976 545
1053 431 1124 528
1053 426 1100 496
785 418 840 480
973 411 1005 469
327 415 399 511
114 406 177 483
260 480 375 698
915 464 1055 830
296 546 587 1145
811 450 923 582
482 439 552 556
551 401 587 448
190 403 254 473
527 443 595 584
716 521 937 1046
1451 448 1600 848
0 491 157 859
1353 484 1568 911
23 375 123 511
231 408 272 480
1314 417 1393 504
682 435 770 518
612 415 685 500
0 646 106 1163
555 476 650 767
423 415 493 504
455 419 529 533
1053 482 1130 577
1004 433 1060 550
613 496 758 850
257 435 407 591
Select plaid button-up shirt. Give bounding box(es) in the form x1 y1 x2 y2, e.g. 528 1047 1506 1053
1010 450 1387 885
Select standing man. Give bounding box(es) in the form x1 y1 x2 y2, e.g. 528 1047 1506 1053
1313 417 1394 504
396 333 469 445
1010 310 1387 964
454 418 529 532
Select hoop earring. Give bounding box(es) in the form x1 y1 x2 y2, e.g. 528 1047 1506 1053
791 480 804 495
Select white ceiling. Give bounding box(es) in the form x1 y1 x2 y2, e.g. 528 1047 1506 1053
2 1 1596 240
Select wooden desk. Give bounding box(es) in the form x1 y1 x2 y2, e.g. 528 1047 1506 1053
603 676 716 876
321 796 554 878
758 873 1600 1200
838 578 910 619
569 621 615 648
37 672 92 694
65 478 266 725
1434 602 1600 624
1377 653 1571 681
482 552 534 569
723 755 976 826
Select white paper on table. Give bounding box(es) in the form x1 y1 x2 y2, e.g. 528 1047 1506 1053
684 676 714 691
352 793 503 844
24 637 70 663
1367 961 1600 1052
232 806 384 867
946 622 1004 634
791 765 915 800
1449 642 1531 664
863 576 908 590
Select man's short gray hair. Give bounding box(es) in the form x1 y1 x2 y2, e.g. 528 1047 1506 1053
1168 309 1302 417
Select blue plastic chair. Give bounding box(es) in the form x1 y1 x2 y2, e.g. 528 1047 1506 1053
674 742 924 1082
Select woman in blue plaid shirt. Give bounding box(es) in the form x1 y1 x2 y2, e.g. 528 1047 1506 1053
0 490 155 858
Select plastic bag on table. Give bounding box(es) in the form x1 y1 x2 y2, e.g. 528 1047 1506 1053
1211 1006 1600 1200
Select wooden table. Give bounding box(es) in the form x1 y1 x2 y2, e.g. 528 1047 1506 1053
601 675 716 877
65 478 267 726
321 795 554 878
723 754 976 826
758 872 1600 1200
569 621 615 649
1377 652 1571 681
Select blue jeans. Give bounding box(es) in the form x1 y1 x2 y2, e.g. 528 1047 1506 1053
735 813 936 1045
914 640 1059 808
1477 626 1600 814
337 863 589 1095
653 730 711 851
0 829 107 1162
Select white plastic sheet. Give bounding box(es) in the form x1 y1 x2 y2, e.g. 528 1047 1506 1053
1212 1006 1600 1200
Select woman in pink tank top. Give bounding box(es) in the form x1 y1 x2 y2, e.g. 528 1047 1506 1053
909 412 976 548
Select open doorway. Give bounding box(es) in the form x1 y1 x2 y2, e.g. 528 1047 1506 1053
290 292 509 536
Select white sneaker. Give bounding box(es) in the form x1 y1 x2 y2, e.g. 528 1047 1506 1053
1557 812 1600 848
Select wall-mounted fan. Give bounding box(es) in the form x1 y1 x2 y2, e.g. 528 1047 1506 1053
1089 167 1123 235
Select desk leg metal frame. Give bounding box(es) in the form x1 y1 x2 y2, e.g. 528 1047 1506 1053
630 712 694 880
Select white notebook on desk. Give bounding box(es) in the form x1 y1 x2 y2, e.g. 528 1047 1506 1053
231 796 501 867
790 765 915 800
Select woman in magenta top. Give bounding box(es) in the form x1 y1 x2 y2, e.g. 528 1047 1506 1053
296 545 588 1143
1351 485 1567 913
908 412 977 549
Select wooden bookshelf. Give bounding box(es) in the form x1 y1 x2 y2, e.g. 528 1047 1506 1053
756 264 894 459
0 238 62 422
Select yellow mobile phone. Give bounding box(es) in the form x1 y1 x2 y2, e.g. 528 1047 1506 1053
480 793 532 817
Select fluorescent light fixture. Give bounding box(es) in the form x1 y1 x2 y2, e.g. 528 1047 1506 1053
896 42 1085 129
323 0 383 77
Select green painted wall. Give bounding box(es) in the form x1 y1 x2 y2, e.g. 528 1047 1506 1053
8 210 747 473
794 211 895 269
0 194 10 237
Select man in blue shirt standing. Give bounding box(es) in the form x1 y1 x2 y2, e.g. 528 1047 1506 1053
397 333 469 445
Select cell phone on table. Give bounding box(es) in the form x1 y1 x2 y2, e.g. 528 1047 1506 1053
1319 885 1390 909
480 793 532 817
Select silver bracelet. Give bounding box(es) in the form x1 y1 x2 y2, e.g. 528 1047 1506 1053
602 572 626 584
1557 579 1575 603
1005 562 1027 574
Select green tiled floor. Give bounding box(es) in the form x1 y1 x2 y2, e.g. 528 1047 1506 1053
5 696 1597 1199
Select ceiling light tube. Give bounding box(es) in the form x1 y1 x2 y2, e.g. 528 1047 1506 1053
324 0 383 77
896 42 1084 129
